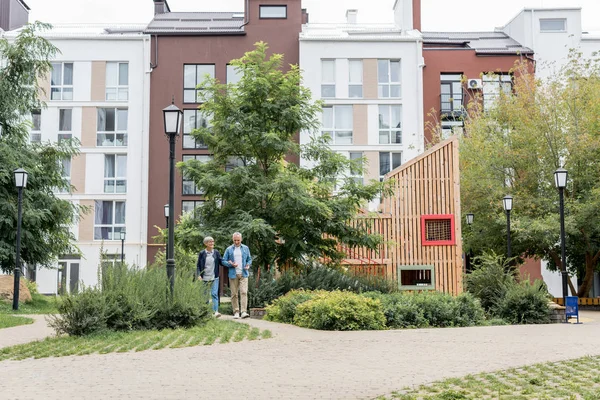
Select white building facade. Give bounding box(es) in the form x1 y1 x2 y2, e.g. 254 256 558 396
8 25 151 294
299 1 424 200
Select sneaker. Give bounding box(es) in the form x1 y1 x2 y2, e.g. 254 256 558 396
233 312 240 319
241 312 250 319
214 312 221 318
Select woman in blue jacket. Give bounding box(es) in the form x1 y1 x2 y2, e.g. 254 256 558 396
196 236 223 318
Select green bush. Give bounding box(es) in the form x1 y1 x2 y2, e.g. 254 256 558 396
294 291 386 331
465 251 515 314
48 289 107 336
497 280 551 324
451 293 486 327
264 289 323 323
363 292 427 328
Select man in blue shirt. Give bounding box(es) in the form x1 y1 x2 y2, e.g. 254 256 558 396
222 232 252 319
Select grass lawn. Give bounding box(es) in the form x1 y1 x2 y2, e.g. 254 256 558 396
0 294 59 315
0 314 34 329
377 355 600 399
0 319 272 361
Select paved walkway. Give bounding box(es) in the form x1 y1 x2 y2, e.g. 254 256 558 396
0 312 599 399
0 315 55 348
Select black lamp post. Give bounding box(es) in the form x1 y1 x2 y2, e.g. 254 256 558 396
163 101 182 294
554 167 568 306
120 230 126 266
13 168 28 311
465 213 474 273
502 195 513 259
164 203 169 259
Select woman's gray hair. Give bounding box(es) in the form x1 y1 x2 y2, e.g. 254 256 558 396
203 236 214 245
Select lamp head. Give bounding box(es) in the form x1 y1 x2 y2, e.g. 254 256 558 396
503 195 513 212
162 101 182 136
554 168 568 189
466 213 474 225
14 168 28 188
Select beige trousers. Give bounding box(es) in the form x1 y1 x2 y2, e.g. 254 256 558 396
230 276 248 314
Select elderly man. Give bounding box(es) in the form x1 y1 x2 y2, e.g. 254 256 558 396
222 232 252 319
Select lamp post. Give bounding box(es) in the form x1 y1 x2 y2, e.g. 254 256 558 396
120 230 126 266
503 195 513 259
164 203 169 259
163 101 182 294
466 213 474 226
13 168 28 311
554 168 568 306
465 213 474 273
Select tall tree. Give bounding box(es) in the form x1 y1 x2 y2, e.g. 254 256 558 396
0 22 81 273
461 53 600 296
178 42 389 271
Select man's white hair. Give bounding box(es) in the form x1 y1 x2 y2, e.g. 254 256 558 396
232 232 242 239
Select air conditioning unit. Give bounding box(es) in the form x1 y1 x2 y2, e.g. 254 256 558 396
467 78 483 90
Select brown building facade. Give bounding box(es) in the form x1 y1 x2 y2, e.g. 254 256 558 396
145 0 306 262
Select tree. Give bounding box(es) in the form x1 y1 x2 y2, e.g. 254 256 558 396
178 42 389 272
0 23 81 273
461 53 600 297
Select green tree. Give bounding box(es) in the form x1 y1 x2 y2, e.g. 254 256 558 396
0 22 81 273
178 42 389 272
461 53 600 297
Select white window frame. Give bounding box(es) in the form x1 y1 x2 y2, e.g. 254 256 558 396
106 62 129 101
182 200 205 215
182 154 212 195
59 108 72 133
378 105 402 144
379 151 402 180
58 157 71 193
377 59 401 98
349 152 363 185
482 74 512 111
183 64 215 104
183 109 210 149
540 18 566 32
321 59 336 98
348 60 363 98
30 109 41 143
104 154 127 194
94 200 126 241
321 105 353 145
97 108 128 147
259 5 287 19
51 62 74 101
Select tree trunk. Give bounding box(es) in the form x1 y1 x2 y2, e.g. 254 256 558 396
576 253 596 297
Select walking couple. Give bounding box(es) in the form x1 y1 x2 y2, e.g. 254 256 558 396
196 232 252 319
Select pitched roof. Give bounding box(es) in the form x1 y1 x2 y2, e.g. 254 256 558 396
144 12 246 35
423 31 533 55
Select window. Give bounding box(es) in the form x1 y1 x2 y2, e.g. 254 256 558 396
540 18 566 32
59 109 72 132
106 62 129 101
441 121 463 140
97 108 128 146
259 5 287 19
322 106 352 145
377 60 401 98
30 110 41 143
349 152 363 185
397 265 435 291
348 60 363 98
58 157 71 193
483 74 512 111
440 74 463 115
421 214 455 245
182 200 205 215
321 60 335 98
378 105 402 144
104 154 127 193
51 62 73 100
58 133 72 143
225 156 247 172
184 64 215 103
94 201 126 240
226 64 242 85
379 152 402 179
183 109 210 149
182 155 211 195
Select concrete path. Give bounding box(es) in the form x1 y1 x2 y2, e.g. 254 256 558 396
0 312 599 400
0 315 55 348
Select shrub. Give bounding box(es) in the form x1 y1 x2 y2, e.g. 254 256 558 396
451 293 486 327
294 291 386 331
465 251 514 314
363 292 427 328
497 280 551 324
48 289 107 336
264 289 323 323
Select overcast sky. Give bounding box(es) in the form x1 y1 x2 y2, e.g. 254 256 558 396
26 0 600 32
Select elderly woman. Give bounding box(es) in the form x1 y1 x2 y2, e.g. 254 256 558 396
196 236 223 318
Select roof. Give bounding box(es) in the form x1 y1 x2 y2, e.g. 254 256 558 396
300 23 421 42
17 0 30 11
2 23 147 39
422 31 533 55
144 12 246 35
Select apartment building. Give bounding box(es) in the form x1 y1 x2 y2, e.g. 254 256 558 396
299 0 424 197
6 24 151 294
0 0 29 32
145 0 307 263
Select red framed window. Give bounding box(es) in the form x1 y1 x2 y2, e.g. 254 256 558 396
421 214 455 246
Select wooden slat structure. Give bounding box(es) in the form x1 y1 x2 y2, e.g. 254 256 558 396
339 137 463 294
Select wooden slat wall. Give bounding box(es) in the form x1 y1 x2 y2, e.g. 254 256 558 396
339 137 463 294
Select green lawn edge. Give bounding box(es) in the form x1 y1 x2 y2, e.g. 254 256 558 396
0 314 34 329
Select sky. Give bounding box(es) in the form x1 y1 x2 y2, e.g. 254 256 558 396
26 0 600 32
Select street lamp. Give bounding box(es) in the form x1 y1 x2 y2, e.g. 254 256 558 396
120 230 126 266
163 101 182 294
554 167 568 307
13 168 28 311
465 213 474 273
466 213 474 226
503 195 513 259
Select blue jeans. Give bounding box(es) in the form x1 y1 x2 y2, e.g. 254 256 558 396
204 278 219 312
